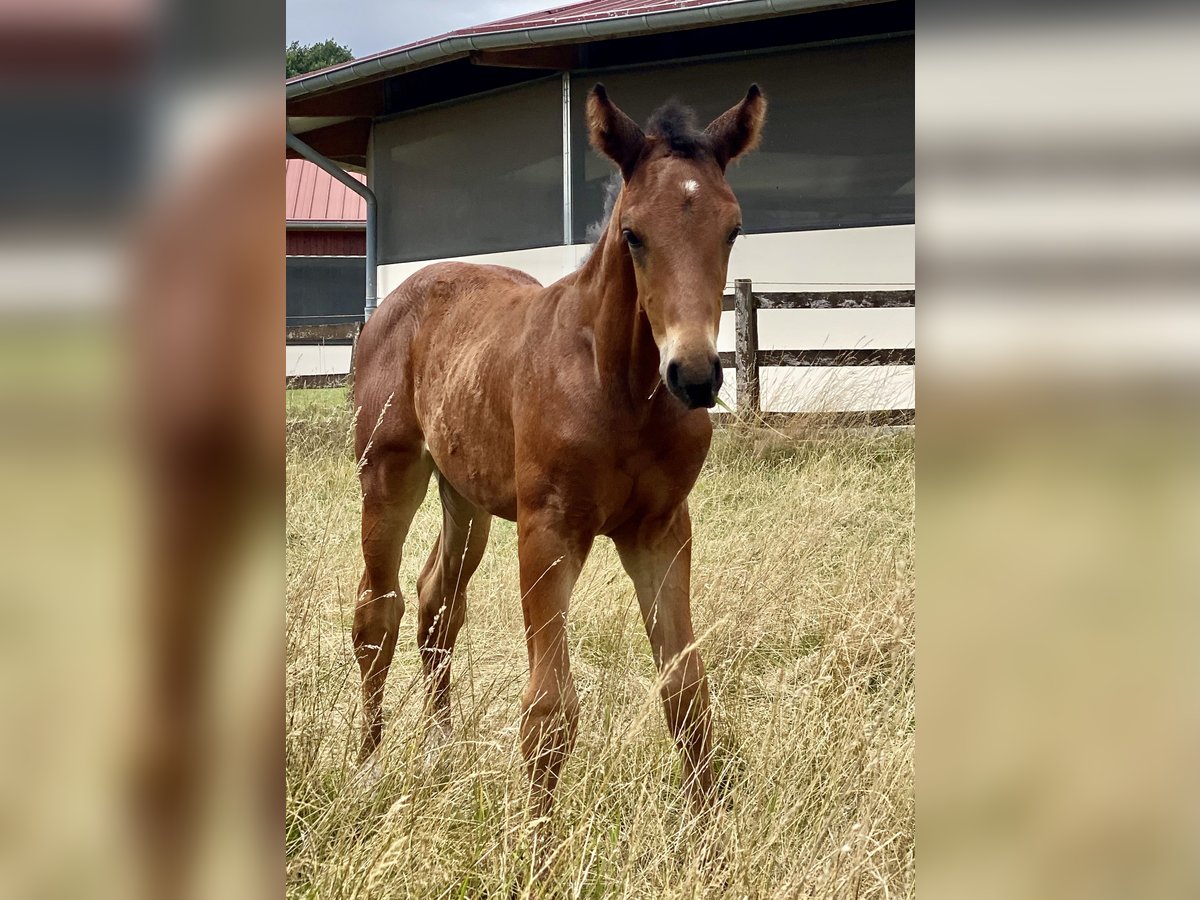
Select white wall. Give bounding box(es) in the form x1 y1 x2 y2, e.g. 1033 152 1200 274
376 224 914 297
287 344 352 378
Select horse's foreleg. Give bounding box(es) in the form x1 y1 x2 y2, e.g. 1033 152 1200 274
515 509 592 823
615 502 715 812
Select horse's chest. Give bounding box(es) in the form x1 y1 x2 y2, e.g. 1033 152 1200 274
611 428 707 519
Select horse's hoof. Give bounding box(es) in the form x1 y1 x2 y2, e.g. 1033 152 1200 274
696 812 734 879
423 721 452 762
357 757 385 789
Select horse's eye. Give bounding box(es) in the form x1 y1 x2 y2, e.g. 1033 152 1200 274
622 228 643 249
727 226 743 245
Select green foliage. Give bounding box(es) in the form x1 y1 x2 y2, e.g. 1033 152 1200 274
286 39 354 78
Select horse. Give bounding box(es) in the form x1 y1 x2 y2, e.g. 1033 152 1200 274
351 83 766 822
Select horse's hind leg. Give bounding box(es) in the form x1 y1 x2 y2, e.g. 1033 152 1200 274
415 475 492 744
355 444 433 763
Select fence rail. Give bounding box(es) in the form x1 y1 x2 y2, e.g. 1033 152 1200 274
716 348 916 368
720 288 915 311
726 278 915 420
286 322 360 344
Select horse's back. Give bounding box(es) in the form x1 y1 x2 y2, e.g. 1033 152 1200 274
363 261 539 340
353 261 541 464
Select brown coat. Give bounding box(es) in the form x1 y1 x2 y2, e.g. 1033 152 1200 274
351 83 767 824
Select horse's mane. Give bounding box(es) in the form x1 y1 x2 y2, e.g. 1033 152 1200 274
584 172 623 245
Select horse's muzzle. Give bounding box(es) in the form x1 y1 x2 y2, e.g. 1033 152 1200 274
665 355 723 409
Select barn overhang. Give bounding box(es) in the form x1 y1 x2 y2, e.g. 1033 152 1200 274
286 131 379 319
284 0 897 164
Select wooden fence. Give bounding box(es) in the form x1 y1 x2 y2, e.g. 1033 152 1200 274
287 282 916 423
721 278 914 423
285 322 360 389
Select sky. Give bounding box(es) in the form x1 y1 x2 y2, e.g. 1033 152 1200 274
286 0 550 59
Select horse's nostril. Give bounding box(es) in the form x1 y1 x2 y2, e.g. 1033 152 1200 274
666 359 682 391
664 357 721 409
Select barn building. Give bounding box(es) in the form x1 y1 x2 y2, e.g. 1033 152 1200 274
285 0 914 413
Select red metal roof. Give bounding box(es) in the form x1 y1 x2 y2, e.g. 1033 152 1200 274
447 0 743 34
285 159 366 224
288 0 744 84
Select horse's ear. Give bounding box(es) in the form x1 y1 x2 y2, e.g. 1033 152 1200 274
587 84 645 181
705 84 767 170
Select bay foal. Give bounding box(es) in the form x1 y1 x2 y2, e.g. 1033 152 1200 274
352 84 766 820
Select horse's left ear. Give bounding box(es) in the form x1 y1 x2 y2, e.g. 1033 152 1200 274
587 83 646 181
705 84 767 170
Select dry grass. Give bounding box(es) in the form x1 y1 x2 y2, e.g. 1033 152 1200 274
286 388 914 899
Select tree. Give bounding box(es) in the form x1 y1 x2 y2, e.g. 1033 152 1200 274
286 40 354 78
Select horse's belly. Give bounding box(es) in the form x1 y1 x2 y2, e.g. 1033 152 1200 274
429 440 518 520
418 390 518 520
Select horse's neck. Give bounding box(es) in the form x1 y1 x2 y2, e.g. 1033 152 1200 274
570 227 660 406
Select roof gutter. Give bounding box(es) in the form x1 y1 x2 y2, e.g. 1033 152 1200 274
286 220 366 231
287 0 867 100
286 130 379 321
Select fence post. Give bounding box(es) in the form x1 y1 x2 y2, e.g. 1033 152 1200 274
346 322 362 396
734 278 759 417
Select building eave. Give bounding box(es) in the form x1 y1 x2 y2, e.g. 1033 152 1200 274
285 0 872 102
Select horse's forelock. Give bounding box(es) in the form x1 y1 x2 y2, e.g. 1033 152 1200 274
645 100 712 159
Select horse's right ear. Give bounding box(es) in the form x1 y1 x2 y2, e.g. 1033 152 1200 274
587 84 645 181
705 84 767 171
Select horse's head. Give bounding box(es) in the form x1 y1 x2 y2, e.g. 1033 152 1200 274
587 83 766 409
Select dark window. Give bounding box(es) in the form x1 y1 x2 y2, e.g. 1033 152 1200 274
286 256 366 326
374 79 563 264
570 36 914 241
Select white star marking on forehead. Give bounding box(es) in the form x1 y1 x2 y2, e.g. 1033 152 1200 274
682 179 699 196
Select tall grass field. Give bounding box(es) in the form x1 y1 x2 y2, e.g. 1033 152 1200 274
286 388 914 898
